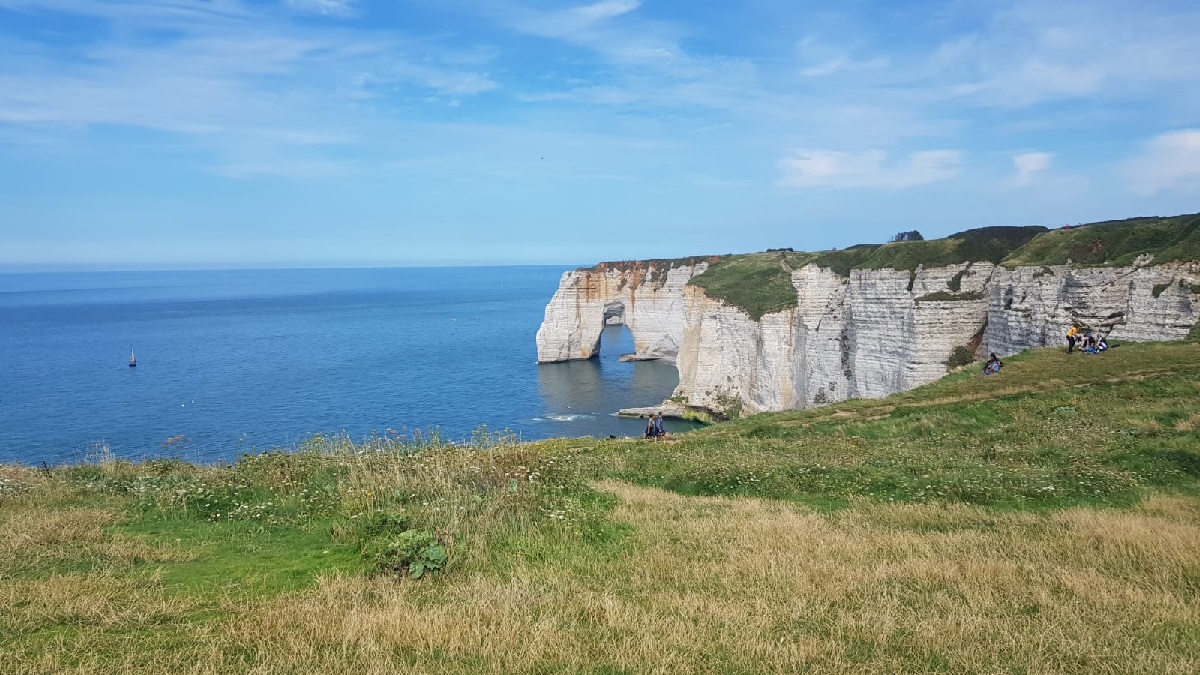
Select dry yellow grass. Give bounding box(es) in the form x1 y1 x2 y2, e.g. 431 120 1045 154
1176 412 1200 432
0 507 194 573
10 343 1200 672
14 482 1179 674
3 475 1198 673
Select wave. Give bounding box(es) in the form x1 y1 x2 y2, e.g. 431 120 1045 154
533 413 595 422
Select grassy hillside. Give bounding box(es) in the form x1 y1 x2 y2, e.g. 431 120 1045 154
3 342 1199 672
804 225 1047 276
686 214 1199 319
1001 212 1200 267
687 225 1046 319
686 251 802 320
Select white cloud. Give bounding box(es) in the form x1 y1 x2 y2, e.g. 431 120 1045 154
575 0 639 23
363 61 499 100
284 0 358 17
928 1 1200 108
0 0 255 26
777 149 962 189
1123 129 1200 195
1012 151 1054 186
800 57 887 78
795 37 887 78
516 0 641 40
0 0 501 177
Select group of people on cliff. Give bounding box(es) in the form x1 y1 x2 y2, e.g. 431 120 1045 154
1066 325 1109 354
983 323 1113 376
645 412 666 440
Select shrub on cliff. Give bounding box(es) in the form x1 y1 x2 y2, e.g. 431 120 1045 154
944 345 975 369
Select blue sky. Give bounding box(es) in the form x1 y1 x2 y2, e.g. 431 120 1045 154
1 0 1198 269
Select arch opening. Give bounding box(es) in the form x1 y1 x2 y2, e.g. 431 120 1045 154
592 300 631 359
603 300 625 326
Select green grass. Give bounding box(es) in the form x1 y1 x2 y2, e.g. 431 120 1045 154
597 341 1200 509
686 224 1049 318
807 225 1046 274
686 251 801 320
1002 213 1200 267
119 516 363 597
3 341 1200 672
683 214 1196 319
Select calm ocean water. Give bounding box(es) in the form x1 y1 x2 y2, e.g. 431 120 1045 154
0 267 691 465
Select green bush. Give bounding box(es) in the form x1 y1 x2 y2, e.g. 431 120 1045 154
356 510 410 539
363 529 449 579
945 346 975 369
947 269 966 292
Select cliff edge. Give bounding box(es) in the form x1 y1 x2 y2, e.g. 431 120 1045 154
536 214 1200 418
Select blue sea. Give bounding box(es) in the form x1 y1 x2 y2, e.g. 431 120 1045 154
0 267 690 465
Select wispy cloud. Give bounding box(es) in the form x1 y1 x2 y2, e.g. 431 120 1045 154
800 57 887 78
1011 151 1054 187
0 0 500 177
3 0 1199 267
284 0 359 18
796 37 887 78
0 0 256 26
513 0 642 40
777 149 962 190
927 1 1200 108
1123 130 1200 195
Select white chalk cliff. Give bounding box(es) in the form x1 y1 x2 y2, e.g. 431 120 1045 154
536 258 1200 417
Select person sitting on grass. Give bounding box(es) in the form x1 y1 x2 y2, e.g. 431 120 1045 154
983 352 1003 375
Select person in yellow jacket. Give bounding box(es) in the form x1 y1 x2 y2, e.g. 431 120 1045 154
1066 325 1079 353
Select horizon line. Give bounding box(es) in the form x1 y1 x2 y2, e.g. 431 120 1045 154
0 261 589 275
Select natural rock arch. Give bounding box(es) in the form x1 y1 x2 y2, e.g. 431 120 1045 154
535 263 706 364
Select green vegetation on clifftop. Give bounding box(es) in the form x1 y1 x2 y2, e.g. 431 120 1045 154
1000 212 1200 267
686 252 801 320
811 225 1047 276
688 224 1046 318
684 213 1198 319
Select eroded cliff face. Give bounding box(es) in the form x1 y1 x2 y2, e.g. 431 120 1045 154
675 263 998 415
986 262 1200 355
536 260 1200 416
535 261 711 363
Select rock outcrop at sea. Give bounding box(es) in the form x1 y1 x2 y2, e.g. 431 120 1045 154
536 258 1200 417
